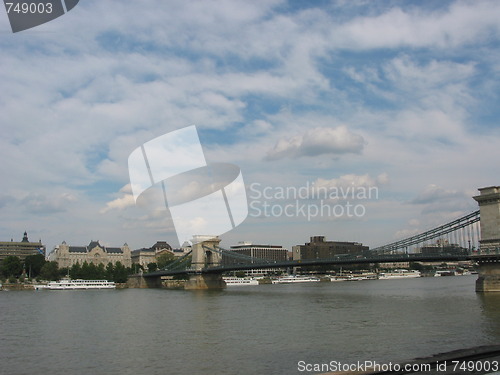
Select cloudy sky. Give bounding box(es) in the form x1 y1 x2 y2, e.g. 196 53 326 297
1 0 499 253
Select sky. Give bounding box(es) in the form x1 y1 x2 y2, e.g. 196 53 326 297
1 0 499 253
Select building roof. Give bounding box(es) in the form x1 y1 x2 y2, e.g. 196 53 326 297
131 247 155 254
88 240 102 250
106 247 123 254
69 246 88 253
67 240 124 254
151 241 172 250
1 232 42 247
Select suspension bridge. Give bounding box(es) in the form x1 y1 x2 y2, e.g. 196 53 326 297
144 210 478 279
371 210 480 254
130 186 500 291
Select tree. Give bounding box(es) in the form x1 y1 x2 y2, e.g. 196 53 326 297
131 263 143 274
113 261 129 283
96 263 106 279
86 262 98 279
40 261 60 281
24 254 46 278
70 262 82 279
59 267 69 278
147 262 158 272
156 252 176 269
1 256 23 278
105 262 114 281
80 261 91 279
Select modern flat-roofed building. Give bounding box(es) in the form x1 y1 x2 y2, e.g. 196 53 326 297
226 242 289 275
49 240 131 268
0 232 45 263
292 236 368 261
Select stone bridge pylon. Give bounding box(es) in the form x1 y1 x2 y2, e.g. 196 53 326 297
473 186 500 292
184 235 226 290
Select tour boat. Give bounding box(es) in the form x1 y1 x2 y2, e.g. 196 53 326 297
272 275 320 284
331 272 378 281
34 279 116 290
331 274 364 281
378 269 421 279
223 277 259 286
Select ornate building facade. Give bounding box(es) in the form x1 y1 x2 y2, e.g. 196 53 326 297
49 240 131 268
131 241 173 270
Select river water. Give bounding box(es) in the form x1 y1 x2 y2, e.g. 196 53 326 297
1 275 500 375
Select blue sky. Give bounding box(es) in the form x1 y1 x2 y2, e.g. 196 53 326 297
1 0 499 252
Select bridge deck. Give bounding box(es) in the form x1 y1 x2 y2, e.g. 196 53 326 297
144 253 472 277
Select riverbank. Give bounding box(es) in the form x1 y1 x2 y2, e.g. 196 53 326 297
322 345 500 375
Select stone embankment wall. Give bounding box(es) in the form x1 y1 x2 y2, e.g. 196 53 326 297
1 283 35 291
126 275 186 289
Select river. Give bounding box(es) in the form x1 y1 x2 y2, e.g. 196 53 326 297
1 275 500 375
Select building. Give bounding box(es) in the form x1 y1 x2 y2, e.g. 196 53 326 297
49 240 131 268
226 242 289 275
0 231 45 263
376 261 410 269
420 239 468 256
175 241 193 257
292 236 369 261
131 241 174 270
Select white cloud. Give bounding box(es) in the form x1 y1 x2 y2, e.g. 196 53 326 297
393 228 420 241
313 173 388 190
410 184 476 215
100 194 135 214
384 56 476 90
265 126 365 160
333 1 500 50
238 120 274 137
411 184 467 205
20 192 77 214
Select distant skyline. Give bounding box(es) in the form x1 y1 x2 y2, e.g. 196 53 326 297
1 0 499 253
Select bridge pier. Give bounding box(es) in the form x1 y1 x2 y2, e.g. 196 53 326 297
185 274 226 290
185 235 226 290
474 186 500 292
127 274 161 288
476 260 500 292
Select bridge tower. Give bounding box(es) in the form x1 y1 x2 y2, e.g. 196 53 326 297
185 235 226 290
473 186 500 292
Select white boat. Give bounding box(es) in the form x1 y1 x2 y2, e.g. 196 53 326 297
272 275 320 284
331 272 378 281
331 275 360 281
378 269 421 279
34 279 116 290
223 277 259 286
330 276 346 282
435 270 456 276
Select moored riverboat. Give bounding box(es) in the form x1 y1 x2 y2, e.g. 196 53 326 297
34 279 116 290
